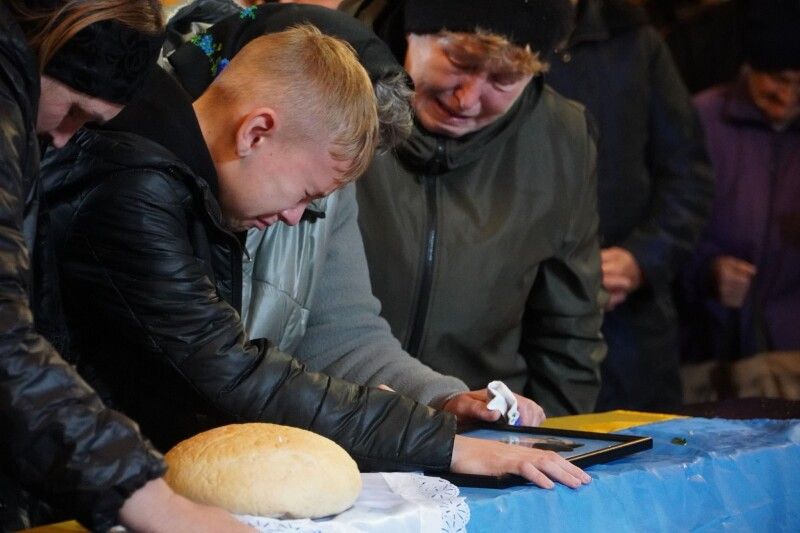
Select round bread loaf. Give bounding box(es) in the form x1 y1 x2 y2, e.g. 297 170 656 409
164 423 362 518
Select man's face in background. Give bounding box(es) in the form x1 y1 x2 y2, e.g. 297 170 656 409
746 68 800 126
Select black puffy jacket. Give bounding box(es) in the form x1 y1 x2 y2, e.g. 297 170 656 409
0 6 164 531
41 69 456 472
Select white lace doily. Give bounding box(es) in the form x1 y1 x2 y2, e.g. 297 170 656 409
381 473 470 533
236 472 469 533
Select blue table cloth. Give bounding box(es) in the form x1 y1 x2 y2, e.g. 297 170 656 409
463 417 800 531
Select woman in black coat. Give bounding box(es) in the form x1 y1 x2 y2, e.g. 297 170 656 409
0 1 251 530
547 0 713 411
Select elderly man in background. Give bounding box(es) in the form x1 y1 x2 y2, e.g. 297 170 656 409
681 0 800 399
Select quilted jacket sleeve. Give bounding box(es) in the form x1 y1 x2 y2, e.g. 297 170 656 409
61 168 456 472
0 58 164 531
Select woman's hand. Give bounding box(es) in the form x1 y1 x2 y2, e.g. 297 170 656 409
442 389 546 426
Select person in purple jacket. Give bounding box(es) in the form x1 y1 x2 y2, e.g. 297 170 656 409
683 0 800 365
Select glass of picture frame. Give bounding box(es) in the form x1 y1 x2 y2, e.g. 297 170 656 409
431 422 653 488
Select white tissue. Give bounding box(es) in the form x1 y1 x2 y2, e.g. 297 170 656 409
486 381 520 425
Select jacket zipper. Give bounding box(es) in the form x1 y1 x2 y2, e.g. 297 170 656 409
406 141 445 356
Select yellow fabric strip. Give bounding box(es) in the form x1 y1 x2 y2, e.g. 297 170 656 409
540 409 684 433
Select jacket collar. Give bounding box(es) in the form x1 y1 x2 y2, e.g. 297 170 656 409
397 76 543 174
100 66 221 198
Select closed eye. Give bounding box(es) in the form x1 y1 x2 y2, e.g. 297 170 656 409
491 73 523 89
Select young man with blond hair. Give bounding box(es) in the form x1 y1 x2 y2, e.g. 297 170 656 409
347 0 607 416
43 25 591 489
196 26 377 230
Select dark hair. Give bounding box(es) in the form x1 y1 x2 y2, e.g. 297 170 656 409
5 0 163 71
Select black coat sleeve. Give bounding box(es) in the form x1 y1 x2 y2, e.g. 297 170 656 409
0 69 164 530
60 168 455 472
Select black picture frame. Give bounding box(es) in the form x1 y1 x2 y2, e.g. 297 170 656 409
429 422 653 488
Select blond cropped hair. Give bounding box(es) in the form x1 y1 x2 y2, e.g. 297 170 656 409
208 25 378 183
438 28 547 80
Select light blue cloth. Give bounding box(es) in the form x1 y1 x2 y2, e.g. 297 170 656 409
464 417 800 531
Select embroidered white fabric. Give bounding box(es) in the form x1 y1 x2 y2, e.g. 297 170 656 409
235 472 469 533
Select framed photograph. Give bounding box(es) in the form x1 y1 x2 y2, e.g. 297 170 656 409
430 423 652 488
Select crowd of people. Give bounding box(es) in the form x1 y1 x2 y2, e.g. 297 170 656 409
1 0 797 529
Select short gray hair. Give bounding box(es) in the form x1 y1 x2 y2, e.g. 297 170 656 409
373 71 414 152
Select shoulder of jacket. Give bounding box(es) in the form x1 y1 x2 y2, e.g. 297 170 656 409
107 166 192 203
70 130 194 206
693 84 728 111
535 85 593 140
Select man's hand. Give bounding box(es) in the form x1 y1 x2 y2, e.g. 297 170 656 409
451 435 591 489
711 255 757 308
442 389 546 426
601 247 643 310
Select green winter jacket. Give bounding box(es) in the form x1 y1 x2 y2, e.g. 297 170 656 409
357 78 607 415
